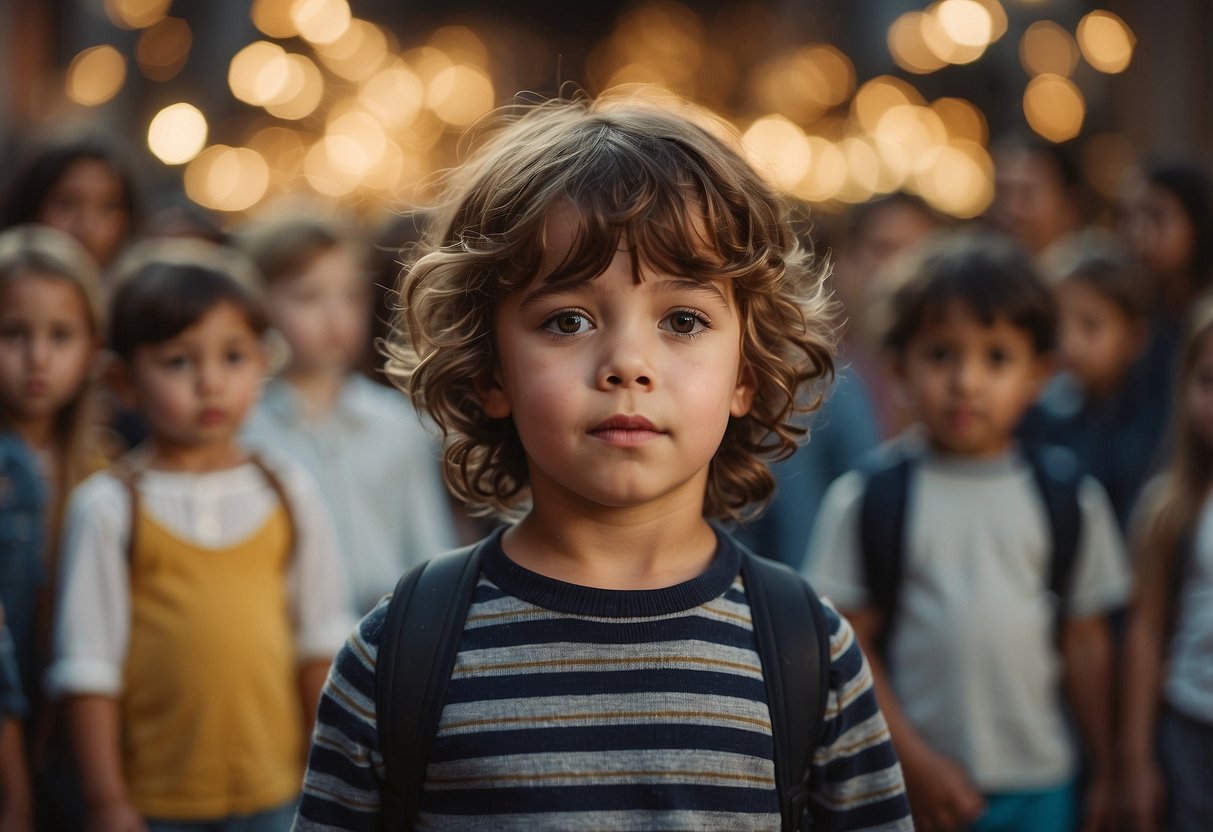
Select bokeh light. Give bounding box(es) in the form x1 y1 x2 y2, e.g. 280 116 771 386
105 0 170 30
184 145 270 212
1023 73 1086 142
1077 11 1135 74
66 46 127 106
263 54 325 120
1020 20 1079 77
251 0 298 39
291 0 352 46
148 102 208 165
742 115 812 192
314 19 390 82
889 12 948 74
136 17 192 82
427 65 495 127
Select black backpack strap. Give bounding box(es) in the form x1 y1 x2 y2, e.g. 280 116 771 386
858 451 914 654
375 542 485 832
740 549 831 832
1023 444 1084 616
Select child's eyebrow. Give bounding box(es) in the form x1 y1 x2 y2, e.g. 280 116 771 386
518 276 729 309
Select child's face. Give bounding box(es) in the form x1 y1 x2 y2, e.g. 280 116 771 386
1129 185 1196 277
266 245 369 376
126 302 267 455
38 159 130 268
0 273 95 431
1186 331 1213 450
897 301 1049 457
991 148 1075 255
1056 279 1142 398
481 214 754 516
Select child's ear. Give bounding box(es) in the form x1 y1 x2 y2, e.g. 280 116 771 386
101 352 139 409
475 368 512 419
730 365 756 418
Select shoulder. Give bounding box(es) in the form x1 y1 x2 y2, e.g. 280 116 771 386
67 469 129 518
329 596 391 702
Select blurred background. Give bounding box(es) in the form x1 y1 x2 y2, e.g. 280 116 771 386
0 0 1207 228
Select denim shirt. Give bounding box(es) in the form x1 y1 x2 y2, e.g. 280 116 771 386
0 432 46 704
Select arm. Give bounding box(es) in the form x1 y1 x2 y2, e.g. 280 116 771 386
843 606 986 832
66 697 145 832
1060 614 1116 832
0 719 31 832
1119 516 1170 832
294 606 388 832
806 603 913 832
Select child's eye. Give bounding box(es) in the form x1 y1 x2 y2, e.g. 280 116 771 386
659 309 709 336
542 311 592 336
162 354 190 370
0 325 24 342
50 325 79 344
225 349 249 365
926 345 952 363
988 348 1010 365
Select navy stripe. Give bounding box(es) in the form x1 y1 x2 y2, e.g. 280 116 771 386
298 792 376 829
428 723 775 763
461 614 755 650
444 667 767 703
421 783 777 815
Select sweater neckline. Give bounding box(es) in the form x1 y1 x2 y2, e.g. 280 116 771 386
478 525 741 618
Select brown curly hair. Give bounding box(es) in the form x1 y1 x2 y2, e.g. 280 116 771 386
384 98 835 520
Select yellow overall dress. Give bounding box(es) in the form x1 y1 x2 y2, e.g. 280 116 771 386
120 466 303 820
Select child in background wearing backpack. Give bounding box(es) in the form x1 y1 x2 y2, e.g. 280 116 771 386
45 240 355 832
294 99 912 831
1019 232 1158 530
1121 296 1213 832
806 232 1129 832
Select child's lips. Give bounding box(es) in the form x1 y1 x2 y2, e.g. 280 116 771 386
589 414 663 446
199 408 228 426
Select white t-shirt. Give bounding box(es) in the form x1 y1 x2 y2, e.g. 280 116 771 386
805 447 1130 792
1165 494 1213 723
46 458 358 698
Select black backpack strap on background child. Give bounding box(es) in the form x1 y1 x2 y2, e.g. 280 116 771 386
376 543 483 832
858 450 913 654
739 549 832 832
1022 444 1083 612
859 443 1084 651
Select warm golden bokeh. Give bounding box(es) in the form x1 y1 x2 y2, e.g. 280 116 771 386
66 46 127 107
147 102 208 165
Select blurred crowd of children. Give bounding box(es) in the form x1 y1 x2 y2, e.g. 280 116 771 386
0 123 1208 832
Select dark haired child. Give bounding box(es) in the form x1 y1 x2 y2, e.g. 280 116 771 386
807 231 1129 832
239 214 457 613
0 132 141 270
1020 233 1160 529
294 99 912 831
1121 295 1213 832
45 240 354 832
990 137 1085 259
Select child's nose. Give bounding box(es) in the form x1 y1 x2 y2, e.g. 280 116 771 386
596 340 654 390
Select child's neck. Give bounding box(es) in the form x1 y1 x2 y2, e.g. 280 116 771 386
502 499 719 591
280 365 349 419
147 438 248 473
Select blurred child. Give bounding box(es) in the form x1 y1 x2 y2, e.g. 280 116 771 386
808 231 1129 832
1121 296 1213 832
1020 234 1159 528
989 136 1085 259
0 133 141 270
295 99 912 830
0 224 106 699
45 240 354 832
239 214 458 613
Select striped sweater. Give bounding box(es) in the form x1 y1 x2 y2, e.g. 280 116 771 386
294 529 911 831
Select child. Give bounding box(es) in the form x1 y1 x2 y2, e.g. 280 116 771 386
1120 295 1213 832
807 231 1129 832
989 136 1085 260
45 239 355 832
0 132 141 270
1020 233 1160 529
238 214 458 613
0 605 32 832
0 224 106 699
293 99 912 830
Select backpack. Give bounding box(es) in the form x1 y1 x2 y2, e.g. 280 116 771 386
858 441 1084 654
374 536 832 832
